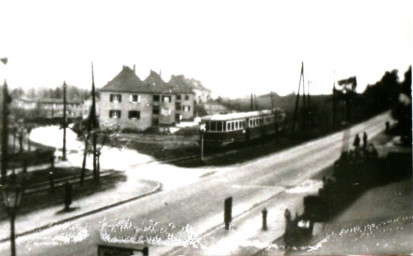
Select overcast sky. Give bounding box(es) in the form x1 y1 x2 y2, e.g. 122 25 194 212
0 0 411 98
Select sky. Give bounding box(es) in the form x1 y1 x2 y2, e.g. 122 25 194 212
0 0 412 98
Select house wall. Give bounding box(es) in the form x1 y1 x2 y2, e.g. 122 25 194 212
99 91 153 131
159 94 176 125
176 93 195 120
194 89 211 104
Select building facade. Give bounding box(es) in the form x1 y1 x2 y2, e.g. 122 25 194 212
99 66 195 131
11 97 82 119
99 66 196 131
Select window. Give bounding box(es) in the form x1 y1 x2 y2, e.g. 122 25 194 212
184 95 189 100
110 94 122 103
162 96 171 103
129 94 140 103
227 122 231 131
206 122 210 131
177 95 182 101
128 111 140 119
231 122 234 130
153 105 160 115
109 110 121 119
161 108 171 116
175 102 181 110
153 95 160 102
211 121 216 131
183 105 191 112
217 122 222 131
235 122 239 130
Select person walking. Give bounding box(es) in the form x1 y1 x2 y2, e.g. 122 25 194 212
353 134 360 149
64 182 73 211
362 132 368 150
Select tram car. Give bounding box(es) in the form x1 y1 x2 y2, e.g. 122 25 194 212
201 109 286 147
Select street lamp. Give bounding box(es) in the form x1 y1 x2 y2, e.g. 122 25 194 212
2 177 24 256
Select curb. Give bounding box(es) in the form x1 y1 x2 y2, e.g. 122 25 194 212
0 181 162 243
164 189 287 256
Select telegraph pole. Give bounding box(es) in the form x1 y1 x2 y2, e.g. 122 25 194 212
62 81 67 161
1 81 10 184
291 62 304 138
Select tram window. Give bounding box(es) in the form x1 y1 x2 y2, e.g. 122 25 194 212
235 122 238 130
227 122 231 131
211 121 216 131
249 119 252 127
217 122 223 131
231 122 234 130
206 122 210 131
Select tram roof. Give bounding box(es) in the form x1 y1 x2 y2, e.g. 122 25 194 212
201 110 273 121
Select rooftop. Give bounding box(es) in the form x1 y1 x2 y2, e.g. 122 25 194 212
201 110 273 121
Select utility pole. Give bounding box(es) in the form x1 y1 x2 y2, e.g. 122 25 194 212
250 93 254 111
270 91 274 109
1 81 10 184
332 81 336 130
291 62 304 138
90 63 99 181
62 82 67 161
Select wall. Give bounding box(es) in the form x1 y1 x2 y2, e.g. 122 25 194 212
99 91 153 131
176 93 195 120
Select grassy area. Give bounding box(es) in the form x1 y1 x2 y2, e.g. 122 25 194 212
0 168 126 221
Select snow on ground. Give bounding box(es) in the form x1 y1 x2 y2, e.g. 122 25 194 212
176 117 201 128
30 125 218 190
170 117 201 134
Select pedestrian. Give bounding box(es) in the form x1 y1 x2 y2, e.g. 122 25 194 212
362 132 368 150
64 182 73 211
385 121 390 134
353 134 360 149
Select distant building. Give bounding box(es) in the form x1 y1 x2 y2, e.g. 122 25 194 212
99 66 196 131
11 97 82 119
191 80 211 104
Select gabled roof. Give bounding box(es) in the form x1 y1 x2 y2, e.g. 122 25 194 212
168 75 195 94
143 70 166 87
101 66 203 94
101 66 145 93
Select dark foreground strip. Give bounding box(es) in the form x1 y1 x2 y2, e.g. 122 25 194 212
0 182 162 243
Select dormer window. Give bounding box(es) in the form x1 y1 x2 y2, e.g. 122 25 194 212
110 94 122 103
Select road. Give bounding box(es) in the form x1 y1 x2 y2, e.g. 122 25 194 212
0 113 389 256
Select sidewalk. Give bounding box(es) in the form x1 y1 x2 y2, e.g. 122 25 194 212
0 166 161 242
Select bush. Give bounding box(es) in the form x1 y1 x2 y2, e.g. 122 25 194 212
174 125 200 136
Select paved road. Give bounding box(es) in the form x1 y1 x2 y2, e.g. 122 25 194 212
0 113 390 256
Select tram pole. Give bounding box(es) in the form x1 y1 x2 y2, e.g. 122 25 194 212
200 123 206 165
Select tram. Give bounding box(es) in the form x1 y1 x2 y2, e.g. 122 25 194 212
200 109 286 147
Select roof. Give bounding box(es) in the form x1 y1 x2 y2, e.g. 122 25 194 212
101 66 205 95
101 66 146 93
168 75 195 94
201 110 273 121
102 67 174 94
189 79 211 92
